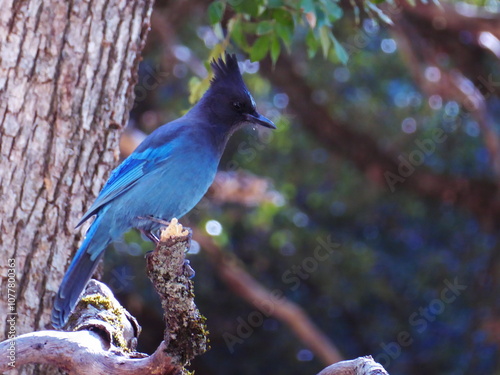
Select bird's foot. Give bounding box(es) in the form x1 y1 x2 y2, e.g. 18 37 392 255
136 216 171 244
139 228 160 244
136 216 193 253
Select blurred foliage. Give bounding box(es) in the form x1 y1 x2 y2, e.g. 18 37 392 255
448 0 498 6
104 0 500 374
208 0 354 63
190 0 398 103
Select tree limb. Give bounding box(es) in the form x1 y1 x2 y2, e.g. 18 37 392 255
316 356 389 375
146 219 208 366
0 331 176 375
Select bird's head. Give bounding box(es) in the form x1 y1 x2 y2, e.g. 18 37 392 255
202 53 276 131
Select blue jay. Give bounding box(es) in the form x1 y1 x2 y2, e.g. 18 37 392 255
51 53 275 329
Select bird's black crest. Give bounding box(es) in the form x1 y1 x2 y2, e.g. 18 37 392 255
210 53 244 87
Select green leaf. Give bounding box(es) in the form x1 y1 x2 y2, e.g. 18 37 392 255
228 17 247 47
273 8 294 26
250 35 271 61
256 20 274 35
306 28 318 58
208 43 225 62
208 1 225 25
276 24 293 48
330 33 349 64
323 1 343 20
270 35 281 65
315 7 331 27
242 21 258 34
213 22 224 40
300 0 315 13
274 10 294 48
230 0 260 17
268 0 283 7
319 26 331 58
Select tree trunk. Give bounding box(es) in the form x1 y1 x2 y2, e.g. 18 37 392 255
0 0 153 371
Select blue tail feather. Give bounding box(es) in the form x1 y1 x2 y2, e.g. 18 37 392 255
51 215 110 329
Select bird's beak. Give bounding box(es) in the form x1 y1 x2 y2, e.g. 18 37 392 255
245 112 276 129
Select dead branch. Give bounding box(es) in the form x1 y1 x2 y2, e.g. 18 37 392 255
0 331 176 375
146 219 208 366
317 356 389 375
63 280 141 351
0 280 176 375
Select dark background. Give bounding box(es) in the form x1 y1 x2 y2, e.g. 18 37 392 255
103 1 500 374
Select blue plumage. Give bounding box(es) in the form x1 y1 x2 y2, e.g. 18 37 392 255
51 53 275 329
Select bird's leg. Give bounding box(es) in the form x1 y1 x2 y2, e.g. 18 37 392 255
141 215 171 226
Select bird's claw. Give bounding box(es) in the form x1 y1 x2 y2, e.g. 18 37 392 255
139 228 160 244
183 259 195 278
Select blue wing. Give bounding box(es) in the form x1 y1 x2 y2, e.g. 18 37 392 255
76 146 172 227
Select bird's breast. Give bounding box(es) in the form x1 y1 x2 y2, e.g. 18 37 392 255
119 149 219 231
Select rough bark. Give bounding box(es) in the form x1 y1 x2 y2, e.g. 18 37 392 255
0 0 153 366
316 356 389 375
0 332 176 375
146 219 208 367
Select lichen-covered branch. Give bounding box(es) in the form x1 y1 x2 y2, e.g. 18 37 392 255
0 280 176 375
0 331 177 375
146 219 209 367
64 280 141 353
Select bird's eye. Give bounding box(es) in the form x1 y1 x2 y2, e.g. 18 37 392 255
232 101 243 111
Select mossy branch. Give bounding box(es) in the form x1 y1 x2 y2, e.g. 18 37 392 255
145 219 209 367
